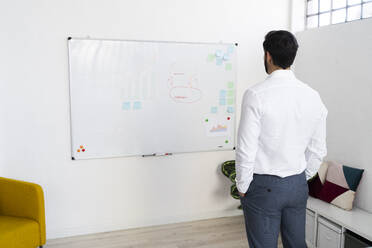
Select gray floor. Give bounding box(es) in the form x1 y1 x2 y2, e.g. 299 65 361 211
46 215 283 248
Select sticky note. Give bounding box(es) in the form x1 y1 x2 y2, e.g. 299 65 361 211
223 53 230 61
211 106 218 114
219 98 226 105
227 98 234 105
216 58 223 66
227 106 234 113
227 81 234 89
215 50 223 57
227 90 234 97
219 90 227 98
133 101 142 110
225 63 232 71
227 45 234 54
207 54 215 62
122 102 131 110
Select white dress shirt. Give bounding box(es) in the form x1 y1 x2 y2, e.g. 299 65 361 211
235 69 327 194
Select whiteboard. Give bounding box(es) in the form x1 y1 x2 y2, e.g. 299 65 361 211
68 38 237 159
294 19 372 212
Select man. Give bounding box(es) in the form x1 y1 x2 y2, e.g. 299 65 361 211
235 30 327 248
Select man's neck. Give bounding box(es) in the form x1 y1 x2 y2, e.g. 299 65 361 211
268 67 290 75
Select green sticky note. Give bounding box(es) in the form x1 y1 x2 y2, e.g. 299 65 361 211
227 90 234 97
227 81 234 89
227 98 234 105
225 63 232 70
207 54 215 62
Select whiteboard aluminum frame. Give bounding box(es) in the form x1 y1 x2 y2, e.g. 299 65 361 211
67 37 238 160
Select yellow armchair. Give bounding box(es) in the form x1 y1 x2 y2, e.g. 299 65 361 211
0 177 46 248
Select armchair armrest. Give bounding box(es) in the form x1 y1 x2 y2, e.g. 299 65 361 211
0 177 46 244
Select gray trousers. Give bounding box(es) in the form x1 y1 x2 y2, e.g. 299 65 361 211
240 171 308 248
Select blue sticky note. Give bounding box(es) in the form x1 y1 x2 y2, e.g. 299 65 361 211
133 101 142 110
215 50 223 57
227 45 234 54
219 90 227 98
211 106 218 114
223 53 230 61
122 102 131 110
227 106 234 113
216 58 223 66
219 98 226 105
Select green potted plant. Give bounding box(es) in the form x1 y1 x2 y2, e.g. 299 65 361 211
221 160 242 210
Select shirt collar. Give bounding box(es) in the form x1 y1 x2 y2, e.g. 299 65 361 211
266 69 295 80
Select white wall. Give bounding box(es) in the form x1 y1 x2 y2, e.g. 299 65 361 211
0 0 291 239
294 19 372 213
290 0 306 33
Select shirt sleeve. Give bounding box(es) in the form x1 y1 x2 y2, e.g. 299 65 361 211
235 89 262 194
305 107 328 180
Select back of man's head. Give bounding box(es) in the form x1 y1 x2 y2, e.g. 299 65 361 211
263 30 299 69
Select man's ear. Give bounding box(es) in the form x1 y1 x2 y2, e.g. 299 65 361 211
265 51 272 64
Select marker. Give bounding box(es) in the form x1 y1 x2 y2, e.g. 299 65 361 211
142 153 173 157
160 153 173 156
142 153 156 157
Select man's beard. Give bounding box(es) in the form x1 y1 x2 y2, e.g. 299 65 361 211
264 53 268 74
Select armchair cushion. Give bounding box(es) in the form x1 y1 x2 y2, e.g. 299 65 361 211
0 215 40 248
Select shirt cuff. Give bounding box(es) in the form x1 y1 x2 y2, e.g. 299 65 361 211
235 178 253 194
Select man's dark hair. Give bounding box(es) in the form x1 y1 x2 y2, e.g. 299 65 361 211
263 30 299 69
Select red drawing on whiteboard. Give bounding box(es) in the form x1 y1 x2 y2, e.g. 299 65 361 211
168 86 202 103
167 64 202 103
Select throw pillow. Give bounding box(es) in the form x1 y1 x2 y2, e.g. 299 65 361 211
318 161 364 210
308 161 329 198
